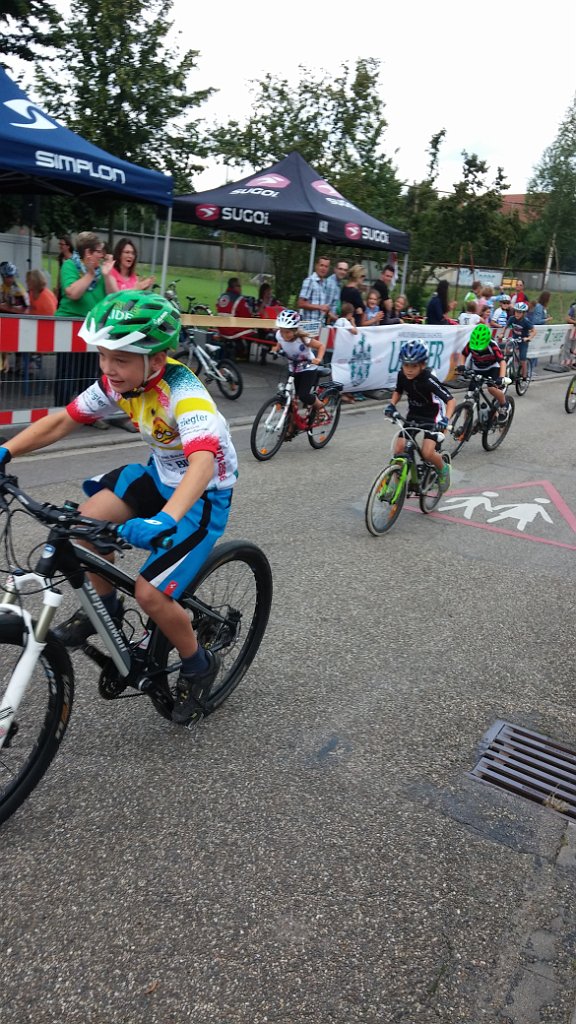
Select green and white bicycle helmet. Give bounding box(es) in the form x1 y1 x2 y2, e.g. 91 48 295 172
468 323 492 351
79 290 180 354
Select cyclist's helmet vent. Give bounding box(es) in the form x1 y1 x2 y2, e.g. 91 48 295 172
514 301 529 312
399 339 429 364
79 290 180 354
468 323 493 351
276 308 302 329
0 261 17 278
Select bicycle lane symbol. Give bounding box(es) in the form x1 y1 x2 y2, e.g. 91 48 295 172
408 479 576 551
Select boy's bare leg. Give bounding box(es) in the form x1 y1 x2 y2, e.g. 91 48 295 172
135 577 198 658
76 490 134 596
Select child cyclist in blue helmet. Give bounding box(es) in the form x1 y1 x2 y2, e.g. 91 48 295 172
385 338 454 492
0 290 238 726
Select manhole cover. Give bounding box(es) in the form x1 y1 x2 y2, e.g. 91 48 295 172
470 720 576 820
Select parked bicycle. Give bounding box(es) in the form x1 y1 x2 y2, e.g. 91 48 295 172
0 473 272 826
176 330 243 401
445 369 515 458
564 373 576 414
365 413 450 536
503 338 532 396
250 356 342 460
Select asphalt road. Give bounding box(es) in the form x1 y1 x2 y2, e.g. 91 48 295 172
2 370 576 1023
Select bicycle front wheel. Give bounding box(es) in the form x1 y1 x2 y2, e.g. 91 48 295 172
446 402 474 458
515 359 532 396
0 617 74 827
565 375 576 414
216 358 243 400
482 395 515 451
308 392 341 449
148 542 273 720
365 463 406 536
250 397 289 460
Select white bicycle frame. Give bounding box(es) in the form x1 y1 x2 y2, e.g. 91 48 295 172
264 376 296 435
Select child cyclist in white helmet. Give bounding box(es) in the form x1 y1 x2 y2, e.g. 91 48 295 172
384 338 455 492
0 290 238 726
271 309 328 424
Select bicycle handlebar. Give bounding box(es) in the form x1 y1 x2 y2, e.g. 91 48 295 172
385 412 445 442
0 474 174 552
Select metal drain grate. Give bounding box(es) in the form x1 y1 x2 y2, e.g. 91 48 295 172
470 720 576 820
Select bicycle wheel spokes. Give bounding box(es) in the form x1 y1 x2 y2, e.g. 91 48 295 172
308 393 341 449
216 358 243 400
419 454 449 513
446 403 473 458
0 623 73 826
250 397 288 460
515 359 531 396
365 464 406 535
482 395 515 451
565 375 576 414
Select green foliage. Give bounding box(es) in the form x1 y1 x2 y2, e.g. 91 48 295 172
0 0 59 64
34 0 212 194
527 92 576 272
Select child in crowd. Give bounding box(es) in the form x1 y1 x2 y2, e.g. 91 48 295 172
361 290 385 326
490 294 511 331
384 339 454 492
333 301 358 334
458 301 480 327
457 322 509 423
272 308 328 422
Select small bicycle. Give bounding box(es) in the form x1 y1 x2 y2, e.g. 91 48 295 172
250 358 342 461
564 374 576 414
365 413 451 536
0 474 272 826
176 329 243 400
503 338 532 396
446 369 515 458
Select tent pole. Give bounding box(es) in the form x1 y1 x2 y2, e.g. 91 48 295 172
400 252 409 294
308 237 317 275
160 207 172 294
150 217 159 277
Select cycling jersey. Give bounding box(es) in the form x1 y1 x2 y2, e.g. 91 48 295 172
275 330 316 372
461 340 504 371
67 358 238 490
506 315 533 341
395 367 452 422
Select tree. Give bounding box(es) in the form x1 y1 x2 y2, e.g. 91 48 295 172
527 93 576 274
34 0 213 206
0 0 59 65
209 59 405 302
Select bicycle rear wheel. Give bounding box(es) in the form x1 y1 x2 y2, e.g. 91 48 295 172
446 402 474 458
250 397 288 460
307 392 341 449
365 463 406 535
515 359 532 396
482 395 515 450
0 617 74 826
147 542 273 720
419 453 450 513
216 358 243 400
565 375 576 413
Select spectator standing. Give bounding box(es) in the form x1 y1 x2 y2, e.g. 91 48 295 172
425 280 456 325
298 255 332 327
490 294 512 330
55 235 74 303
26 270 57 316
110 238 155 291
459 301 481 327
462 280 483 307
341 265 367 325
54 231 118 410
530 291 552 325
361 289 385 326
333 301 358 335
215 277 254 357
325 259 349 322
565 298 576 365
510 279 529 306
371 264 395 311
393 295 409 321
0 261 28 314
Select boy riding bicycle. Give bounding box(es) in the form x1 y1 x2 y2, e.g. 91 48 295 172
456 322 510 423
384 339 454 492
0 290 238 725
503 301 536 382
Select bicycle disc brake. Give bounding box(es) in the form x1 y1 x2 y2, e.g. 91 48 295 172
195 606 241 652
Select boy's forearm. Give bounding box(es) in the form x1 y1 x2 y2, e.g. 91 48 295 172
5 410 79 458
162 451 215 522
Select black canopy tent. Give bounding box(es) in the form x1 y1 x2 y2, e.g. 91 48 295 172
171 151 409 276
0 68 174 283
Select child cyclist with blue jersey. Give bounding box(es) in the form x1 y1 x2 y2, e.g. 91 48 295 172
384 339 454 492
0 290 238 726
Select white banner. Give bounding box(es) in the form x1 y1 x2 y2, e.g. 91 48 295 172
329 323 571 391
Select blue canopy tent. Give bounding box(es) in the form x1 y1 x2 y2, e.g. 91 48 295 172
0 68 173 282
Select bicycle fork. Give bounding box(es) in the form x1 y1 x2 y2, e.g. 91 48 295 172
0 572 64 750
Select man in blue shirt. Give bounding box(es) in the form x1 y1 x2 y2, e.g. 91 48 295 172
298 256 331 327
